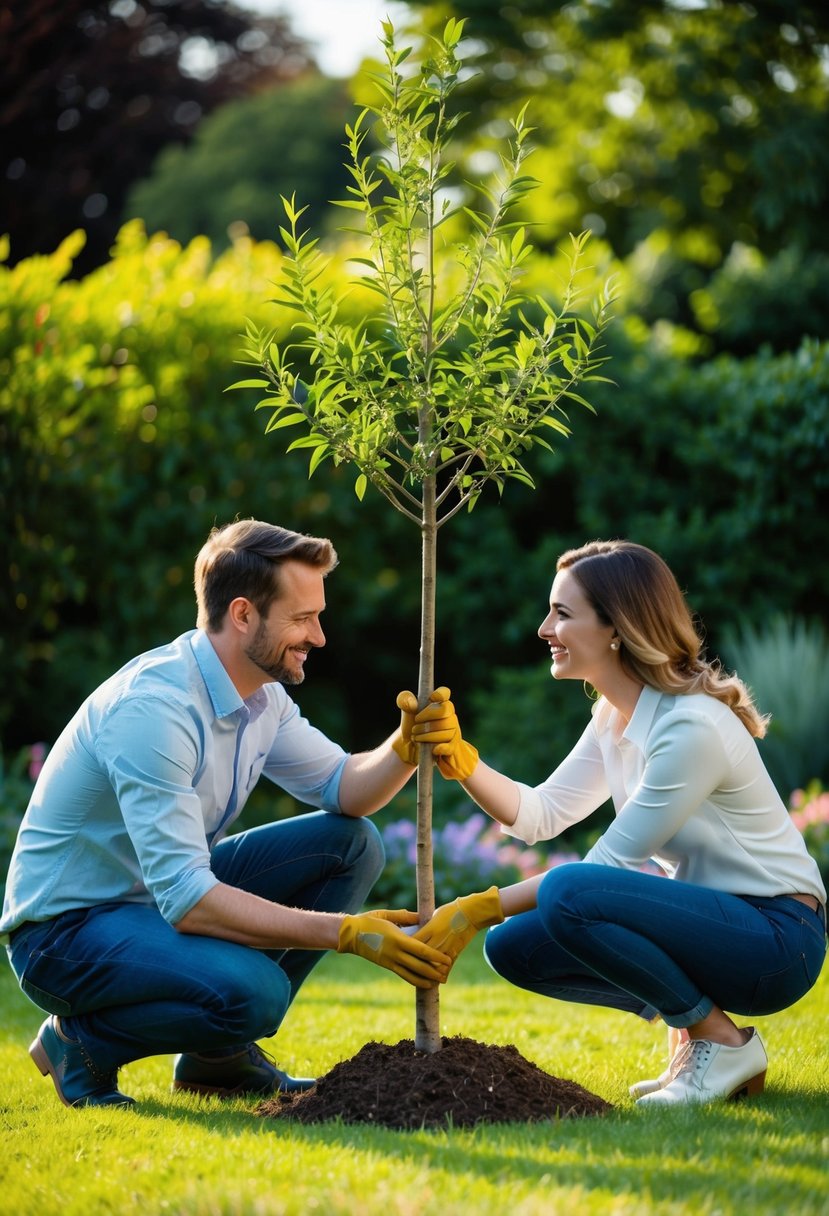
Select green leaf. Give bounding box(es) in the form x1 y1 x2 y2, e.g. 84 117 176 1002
538 415 571 436
308 444 330 476
288 434 329 451
355 473 368 501
226 378 269 391
268 412 308 429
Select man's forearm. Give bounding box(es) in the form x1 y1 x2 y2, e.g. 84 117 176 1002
174 881 342 949
337 736 415 816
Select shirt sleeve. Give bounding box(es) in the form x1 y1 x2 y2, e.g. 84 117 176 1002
583 707 730 869
259 695 349 811
502 718 612 846
96 694 219 924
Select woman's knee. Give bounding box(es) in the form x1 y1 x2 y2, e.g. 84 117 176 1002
483 919 529 985
537 862 602 938
482 922 510 980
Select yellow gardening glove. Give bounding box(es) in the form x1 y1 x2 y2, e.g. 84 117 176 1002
391 690 419 766
337 910 451 988
391 688 454 766
410 686 479 781
413 887 505 963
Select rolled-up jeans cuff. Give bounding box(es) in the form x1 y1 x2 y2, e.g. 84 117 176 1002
661 995 715 1030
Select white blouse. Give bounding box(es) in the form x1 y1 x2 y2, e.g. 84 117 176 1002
504 684 826 905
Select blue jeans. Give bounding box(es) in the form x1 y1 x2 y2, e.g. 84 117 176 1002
484 863 827 1029
7 811 384 1071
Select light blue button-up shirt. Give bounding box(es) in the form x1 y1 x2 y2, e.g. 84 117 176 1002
0 630 348 939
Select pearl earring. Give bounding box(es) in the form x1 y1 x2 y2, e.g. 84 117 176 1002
611 640 619 650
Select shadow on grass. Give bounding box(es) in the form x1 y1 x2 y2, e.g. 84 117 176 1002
130 1088 829 1212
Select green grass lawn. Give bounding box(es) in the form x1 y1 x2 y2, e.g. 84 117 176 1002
1 941 827 1216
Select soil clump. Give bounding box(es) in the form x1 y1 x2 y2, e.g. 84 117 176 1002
256 1035 613 1129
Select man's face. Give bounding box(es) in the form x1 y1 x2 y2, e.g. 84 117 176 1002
243 560 326 685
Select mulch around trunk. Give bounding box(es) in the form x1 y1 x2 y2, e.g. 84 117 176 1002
255 1035 613 1129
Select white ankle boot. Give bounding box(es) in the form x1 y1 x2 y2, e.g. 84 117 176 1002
629 1039 692 1099
635 1028 767 1107
629 1026 690 1099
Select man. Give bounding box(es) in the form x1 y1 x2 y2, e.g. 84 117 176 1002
1 519 451 1108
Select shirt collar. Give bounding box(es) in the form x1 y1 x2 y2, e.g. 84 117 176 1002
191 629 246 720
622 683 663 750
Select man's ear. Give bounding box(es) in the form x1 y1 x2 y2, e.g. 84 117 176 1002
227 597 255 633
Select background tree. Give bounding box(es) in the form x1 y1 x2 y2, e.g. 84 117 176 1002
0 0 313 276
126 73 356 252
401 0 829 339
233 19 613 1051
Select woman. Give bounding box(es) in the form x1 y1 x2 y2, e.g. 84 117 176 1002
406 540 827 1106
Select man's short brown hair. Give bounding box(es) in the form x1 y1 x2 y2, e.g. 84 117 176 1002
194 520 338 632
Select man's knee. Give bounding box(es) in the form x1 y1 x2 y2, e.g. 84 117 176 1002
344 814 385 879
217 952 292 1041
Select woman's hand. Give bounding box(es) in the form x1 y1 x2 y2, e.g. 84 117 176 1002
413 886 505 962
391 688 458 767
411 687 480 781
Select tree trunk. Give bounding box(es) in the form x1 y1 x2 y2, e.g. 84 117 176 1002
414 471 441 1053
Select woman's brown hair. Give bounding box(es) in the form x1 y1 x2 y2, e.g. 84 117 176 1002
557 540 768 738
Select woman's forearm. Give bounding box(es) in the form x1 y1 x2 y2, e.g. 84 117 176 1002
498 872 545 916
461 758 522 827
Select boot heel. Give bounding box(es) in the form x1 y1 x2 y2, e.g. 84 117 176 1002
729 1069 766 1100
29 1038 50 1077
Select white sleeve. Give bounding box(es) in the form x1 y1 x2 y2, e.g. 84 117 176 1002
502 718 611 846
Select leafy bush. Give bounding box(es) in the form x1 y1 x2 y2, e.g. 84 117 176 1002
721 616 829 796
690 244 829 356
0 222 409 750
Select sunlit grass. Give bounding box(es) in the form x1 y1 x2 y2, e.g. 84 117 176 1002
2 942 827 1216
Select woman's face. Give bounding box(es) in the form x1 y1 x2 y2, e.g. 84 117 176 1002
538 568 618 683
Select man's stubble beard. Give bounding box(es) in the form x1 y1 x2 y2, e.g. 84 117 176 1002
244 620 305 686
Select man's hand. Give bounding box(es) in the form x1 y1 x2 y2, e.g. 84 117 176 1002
410 687 479 781
413 887 505 962
391 690 419 766
391 688 454 767
337 911 451 988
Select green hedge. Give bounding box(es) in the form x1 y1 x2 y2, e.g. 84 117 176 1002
2 227 827 798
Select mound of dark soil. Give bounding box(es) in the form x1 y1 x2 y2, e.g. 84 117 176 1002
255 1035 613 1129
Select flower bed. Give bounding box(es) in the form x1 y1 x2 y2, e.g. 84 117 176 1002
371 811 579 908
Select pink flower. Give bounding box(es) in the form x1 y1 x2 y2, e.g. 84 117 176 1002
28 742 47 781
